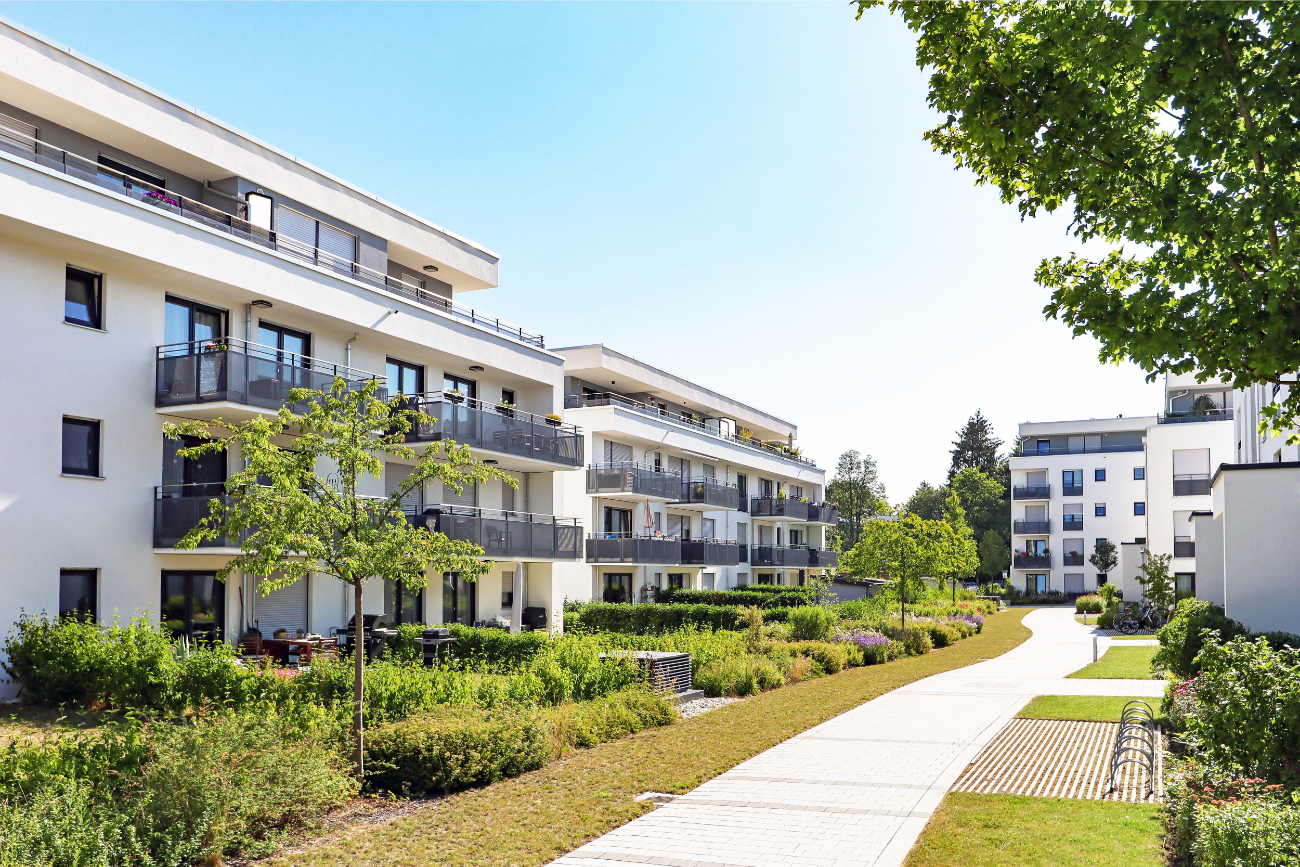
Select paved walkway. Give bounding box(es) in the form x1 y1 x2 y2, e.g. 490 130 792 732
551 608 1166 867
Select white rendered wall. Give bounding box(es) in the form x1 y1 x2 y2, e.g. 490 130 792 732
1216 467 1300 633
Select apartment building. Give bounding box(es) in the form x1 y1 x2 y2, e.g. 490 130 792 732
554 345 835 604
0 21 584 689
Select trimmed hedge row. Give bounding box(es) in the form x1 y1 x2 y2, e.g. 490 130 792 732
565 601 790 635
653 587 815 608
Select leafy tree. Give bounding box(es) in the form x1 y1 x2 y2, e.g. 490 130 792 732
948 410 1003 482
940 492 980 600
905 481 949 521
950 467 1011 579
843 513 941 626
1089 540 1119 579
862 1 1300 440
1138 551 1176 615
977 529 1011 582
164 379 509 776
826 450 888 550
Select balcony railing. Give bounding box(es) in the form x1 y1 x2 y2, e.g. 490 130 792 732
749 545 812 568
1174 475 1211 497
1159 408 1233 424
564 392 817 468
0 119 544 349
156 338 385 412
1014 520 1051 534
1018 444 1144 456
586 463 682 499
154 484 243 548
585 533 682 564
674 478 741 510
1063 553 1085 566
407 505 580 560
1013 552 1051 569
749 497 811 522
1062 516 1084 531
1062 484 1083 497
399 394 583 467
1174 540 1197 558
1013 485 1051 500
807 503 840 525
808 548 839 569
680 540 741 566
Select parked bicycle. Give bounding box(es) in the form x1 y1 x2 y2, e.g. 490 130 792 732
1114 600 1166 635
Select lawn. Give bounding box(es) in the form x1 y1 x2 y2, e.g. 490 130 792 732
903 792 1163 867
1018 694 1162 723
260 609 1033 866
1066 644 1159 679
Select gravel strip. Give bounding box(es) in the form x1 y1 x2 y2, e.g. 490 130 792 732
678 696 743 718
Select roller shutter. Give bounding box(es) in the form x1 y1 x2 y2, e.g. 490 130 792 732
276 206 316 247
603 441 633 464
255 576 309 637
385 463 423 512
317 222 356 262
0 112 36 154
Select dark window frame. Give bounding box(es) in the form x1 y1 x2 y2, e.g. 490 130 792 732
1094 503 1107 517
1095 468 1106 482
62 417 101 476
443 373 477 399
256 321 311 365
1134 467 1146 480
65 266 103 330
1134 502 1147 515
165 295 228 348
59 569 97 622
160 570 224 642
97 153 165 189
387 357 425 397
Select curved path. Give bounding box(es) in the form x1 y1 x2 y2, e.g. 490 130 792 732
551 608 1164 867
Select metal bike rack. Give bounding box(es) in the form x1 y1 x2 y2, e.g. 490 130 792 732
1106 699 1157 796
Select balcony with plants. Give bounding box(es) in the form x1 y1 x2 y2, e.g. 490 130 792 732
398 393 583 468
585 462 682 500
749 496 811 522
673 477 741 511
1013 550 1051 569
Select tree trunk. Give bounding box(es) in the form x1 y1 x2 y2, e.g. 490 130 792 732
353 579 365 779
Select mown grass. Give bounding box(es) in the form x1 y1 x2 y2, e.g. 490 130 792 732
1066 644 1159 679
903 792 1163 867
1018 694 1163 723
263 609 1034 866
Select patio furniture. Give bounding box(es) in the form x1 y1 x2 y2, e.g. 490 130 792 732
238 634 268 662
414 628 457 666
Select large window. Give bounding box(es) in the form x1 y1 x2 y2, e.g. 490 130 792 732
62 417 101 476
668 574 687 590
164 296 226 348
385 579 424 625
1062 470 1083 496
98 153 165 189
443 373 477 399
162 434 226 495
602 573 632 603
65 266 102 329
1175 573 1196 600
59 569 96 621
387 358 424 396
160 571 224 641
603 506 632 536
442 572 477 625
257 322 310 364
1062 503 1084 531
276 206 357 262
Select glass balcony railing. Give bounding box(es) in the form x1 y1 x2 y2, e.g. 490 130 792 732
153 484 243 548
749 497 811 522
806 503 840 525
1174 540 1197 558
1018 443 1144 456
407 505 580 560
1013 520 1051 534
586 463 682 499
680 539 741 566
1013 552 1051 569
1013 485 1051 500
156 338 385 412
674 478 741 510
400 394 583 468
585 534 682 564
1063 553 1085 566
749 545 812 568
1174 475 1211 496
1062 484 1084 497
1159 408 1233 424
1062 516 1084 531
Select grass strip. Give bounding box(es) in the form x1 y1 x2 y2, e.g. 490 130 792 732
1018 694 1163 723
265 609 1033 866
1066 644 1159 679
903 792 1163 867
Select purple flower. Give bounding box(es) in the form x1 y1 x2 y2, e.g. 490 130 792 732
834 629 889 649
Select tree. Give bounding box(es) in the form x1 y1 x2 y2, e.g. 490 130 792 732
843 512 953 626
948 411 1002 483
863 2 1300 439
950 467 1011 580
977 529 1011 582
826 450 888 550
164 379 509 777
1089 540 1119 580
905 481 948 521
940 491 980 600
1138 551 1176 615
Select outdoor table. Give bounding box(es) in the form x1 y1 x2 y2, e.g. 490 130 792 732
262 637 326 665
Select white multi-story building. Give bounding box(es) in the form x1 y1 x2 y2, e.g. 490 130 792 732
0 20 587 688
554 345 834 604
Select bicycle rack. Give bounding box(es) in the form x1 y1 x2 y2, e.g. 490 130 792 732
1106 699 1158 797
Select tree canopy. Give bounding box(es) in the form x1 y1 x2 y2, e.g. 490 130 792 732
828 449 888 549
865 1 1300 438
948 410 1002 482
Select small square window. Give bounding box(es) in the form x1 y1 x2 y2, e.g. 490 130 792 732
62 417 101 476
65 267 102 329
59 569 97 621
1095 503 1107 517
1134 467 1145 480
1134 501 1146 515
1095 468 1106 482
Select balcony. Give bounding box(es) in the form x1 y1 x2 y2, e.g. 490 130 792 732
1174 540 1197 558
1062 484 1083 497
0 119 545 349
586 463 682 500
1013 552 1051 569
585 534 682 564
808 548 840 570
1159 408 1233 424
1013 520 1051 535
400 394 583 468
806 503 840 525
1013 485 1051 500
407 505 580 560
564 392 817 468
1174 475 1211 497
674 478 741 511
1062 516 1084 531
1063 553 1085 566
1018 444 1144 456
156 338 385 417
749 545 812 568
749 497 811 522
154 485 243 549
680 539 741 566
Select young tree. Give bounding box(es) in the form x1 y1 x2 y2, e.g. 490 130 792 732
864 2 1300 439
826 450 888 550
164 379 510 777
1089 540 1119 582
940 491 980 601
977 529 1011 583
904 481 949 521
948 410 1003 482
843 512 946 627
1138 551 1177 615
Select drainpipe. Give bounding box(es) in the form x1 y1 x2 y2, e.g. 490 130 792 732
245 303 253 342
346 333 358 369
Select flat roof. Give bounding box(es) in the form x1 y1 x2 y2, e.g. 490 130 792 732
1211 460 1300 487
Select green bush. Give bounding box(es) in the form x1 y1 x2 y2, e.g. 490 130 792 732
363 705 552 796
919 622 962 648
1154 599 1252 680
786 606 837 642
880 624 933 656
809 642 848 674
1193 800 1300 866
547 688 677 752
653 587 815 608
1075 594 1105 614
694 655 785 697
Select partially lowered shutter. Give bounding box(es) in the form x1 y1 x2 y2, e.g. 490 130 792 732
385 463 423 513
0 112 36 154
604 441 633 464
443 480 477 508
317 221 356 262
255 576 309 637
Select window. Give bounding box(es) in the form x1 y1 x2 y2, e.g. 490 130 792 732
1063 539 1085 565
98 153 165 189
1095 503 1107 517
276 206 357 262
1134 502 1146 515
1036 439 1051 454
757 574 775 585
59 570 96 621
0 111 37 153
65 267 102 329
602 573 632 603
501 572 515 609
703 573 716 591
1095 537 1108 549
759 478 774 498
1173 449 1212 496
668 574 686 590
1062 503 1083 530
500 388 515 406
1175 573 1196 600
385 579 424 625
1062 470 1083 495
162 434 226 495
736 523 748 545
790 485 804 499
1094 468 1106 482
62 417 101 476
1133 467 1145 480
386 358 425 396
443 572 477 625
702 518 716 539
603 507 632 536
257 322 310 364
164 296 226 348
736 573 748 586
443 373 477 398
160 571 224 641
736 473 748 500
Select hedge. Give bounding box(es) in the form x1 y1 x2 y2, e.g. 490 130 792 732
653 587 815 608
565 601 790 635
1193 801 1300 867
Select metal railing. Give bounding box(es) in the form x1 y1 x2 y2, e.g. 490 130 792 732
674 477 741 510
749 545 812 568
0 118 545 348
399 393 582 467
1018 443 1144 456
156 337 386 411
806 503 840 525
1062 484 1084 497
563 391 817 468
1013 485 1051 500
1062 516 1084 531
1013 520 1051 534
154 484 243 548
808 547 839 569
1063 553 1085 566
1013 552 1051 569
1158 408 1233 424
586 462 682 499
585 533 682 564
680 539 741 566
1174 540 1197 558
1173 475 1211 497
749 497 811 522
1106 700 1158 798
406 504 580 560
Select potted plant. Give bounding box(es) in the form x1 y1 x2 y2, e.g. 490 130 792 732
445 389 465 404
544 413 562 427
496 400 516 418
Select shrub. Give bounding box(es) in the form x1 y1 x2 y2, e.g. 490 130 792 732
547 688 676 753
808 643 848 674
1075 594 1105 614
880 624 933 656
783 655 815 683
694 655 785 697
920 622 962 648
833 629 891 664
363 705 552 796
786 606 837 642
653 587 815 608
1154 598 1251 680
1193 800 1300 867
567 601 744 635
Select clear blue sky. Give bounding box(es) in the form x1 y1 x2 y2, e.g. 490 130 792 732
2 1 1163 500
